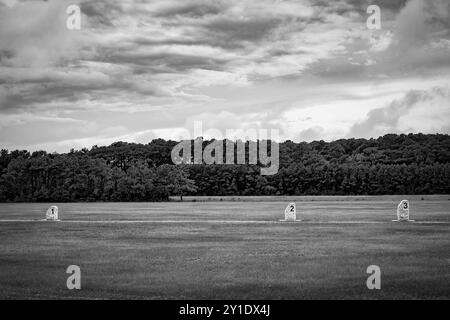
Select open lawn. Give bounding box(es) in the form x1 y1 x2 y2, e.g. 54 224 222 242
0 195 449 299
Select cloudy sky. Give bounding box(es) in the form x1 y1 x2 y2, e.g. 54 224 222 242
0 0 449 152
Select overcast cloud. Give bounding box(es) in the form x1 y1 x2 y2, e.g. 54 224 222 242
0 0 449 151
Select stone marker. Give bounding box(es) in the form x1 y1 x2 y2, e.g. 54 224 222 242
46 206 60 221
280 202 300 222
393 200 414 222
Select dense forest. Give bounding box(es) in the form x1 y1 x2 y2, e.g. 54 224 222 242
0 133 449 202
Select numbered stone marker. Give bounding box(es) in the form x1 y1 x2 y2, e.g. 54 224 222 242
281 202 299 222
394 200 413 222
46 206 59 221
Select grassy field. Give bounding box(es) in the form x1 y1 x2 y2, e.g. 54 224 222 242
0 195 449 299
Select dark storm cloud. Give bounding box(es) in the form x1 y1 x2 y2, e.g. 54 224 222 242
306 56 365 78
344 0 408 12
203 16 283 42
153 1 225 18
307 0 406 22
103 51 231 73
0 92 28 113
79 0 124 27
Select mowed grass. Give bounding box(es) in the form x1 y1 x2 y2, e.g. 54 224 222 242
0 196 449 299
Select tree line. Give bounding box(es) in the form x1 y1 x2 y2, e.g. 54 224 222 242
0 133 449 202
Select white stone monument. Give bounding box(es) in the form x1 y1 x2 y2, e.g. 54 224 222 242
280 202 300 222
45 206 60 221
393 200 414 222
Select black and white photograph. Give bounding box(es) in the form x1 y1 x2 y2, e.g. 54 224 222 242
0 0 449 305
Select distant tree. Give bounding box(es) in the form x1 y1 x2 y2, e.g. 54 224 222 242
156 165 197 200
